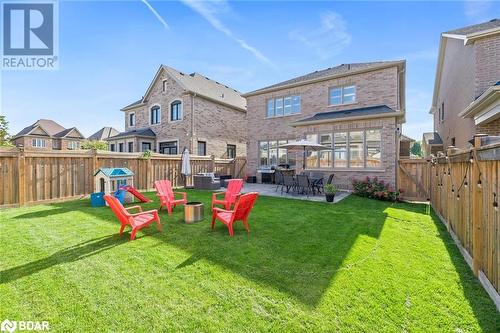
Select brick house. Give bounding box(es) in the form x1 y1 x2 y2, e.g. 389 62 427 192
243 60 406 189
106 65 247 157
424 19 500 156
12 119 85 150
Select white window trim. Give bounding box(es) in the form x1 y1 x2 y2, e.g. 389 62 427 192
305 128 383 170
128 112 136 127
150 104 161 125
265 95 301 119
169 99 183 123
328 85 357 106
32 138 46 148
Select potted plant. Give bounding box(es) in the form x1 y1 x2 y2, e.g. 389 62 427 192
324 184 338 203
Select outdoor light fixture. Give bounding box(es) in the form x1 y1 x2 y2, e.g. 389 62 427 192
494 193 498 211
451 185 455 193
477 177 482 188
456 194 460 201
447 168 451 176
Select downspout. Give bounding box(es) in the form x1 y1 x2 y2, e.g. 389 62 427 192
191 93 196 153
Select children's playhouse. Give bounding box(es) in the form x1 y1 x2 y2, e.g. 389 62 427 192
94 168 135 203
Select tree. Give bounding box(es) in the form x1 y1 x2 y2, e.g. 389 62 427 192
81 140 108 150
410 141 423 157
0 115 13 147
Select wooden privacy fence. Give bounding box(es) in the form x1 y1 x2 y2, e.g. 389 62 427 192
0 148 246 208
398 138 499 302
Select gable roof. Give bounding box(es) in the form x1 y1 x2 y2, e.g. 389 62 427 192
243 60 406 97
431 19 500 112
291 105 404 126
400 134 416 142
88 127 120 141
53 127 85 139
122 65 246 112
106 128 156 140
13 119 84 140
422 132 443 145
443 19 500 39
94 167 134 177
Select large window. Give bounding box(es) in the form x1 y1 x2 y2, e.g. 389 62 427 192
197 141 206 156
227 144 236 158
170 100 182 121
110 143 115 152
32 138 46 148
159 141 177 155
119 143 124 152
259 139 296 167
329 85 356 105
306 129 381 169
150 106 161 124
128 142 134 153
266 95 301 118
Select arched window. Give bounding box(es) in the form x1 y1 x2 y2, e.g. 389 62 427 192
150 105 160 124
170 100 182 121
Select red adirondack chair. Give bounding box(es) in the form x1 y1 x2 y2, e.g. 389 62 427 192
103 195 162 240
211 192 259 236
154 180 187 215
212 178 244 210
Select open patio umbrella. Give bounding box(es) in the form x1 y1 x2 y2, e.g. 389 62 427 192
278 139 328 170
181 148 191 187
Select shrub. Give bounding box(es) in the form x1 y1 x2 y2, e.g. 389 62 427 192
352 176 401 202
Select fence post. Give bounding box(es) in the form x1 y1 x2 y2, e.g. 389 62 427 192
92 149 99 192
18 148 26 206
146 158 153 189
471 137 483 276
210 155 215 172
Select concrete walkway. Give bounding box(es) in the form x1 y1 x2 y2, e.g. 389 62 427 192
242 183 350 203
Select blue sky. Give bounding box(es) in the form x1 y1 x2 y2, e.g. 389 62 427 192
1 0 499 140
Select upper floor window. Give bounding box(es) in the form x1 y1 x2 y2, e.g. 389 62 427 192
162 80 167 92
129 113 135 127
32 138 46 148
150 106 161 124
329 85 356 105
266 95 301 118
170 100 182 121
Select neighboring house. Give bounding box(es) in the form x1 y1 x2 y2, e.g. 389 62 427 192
88 127 120 141
399 134 415 159
106 65 247 157
427 19 500 156
243 60 406 189
12 119 85 150
422 132 444 157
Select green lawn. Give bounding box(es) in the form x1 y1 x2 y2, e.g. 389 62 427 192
1 191 498 332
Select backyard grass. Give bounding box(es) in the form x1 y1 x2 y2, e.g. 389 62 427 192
0 190 498 332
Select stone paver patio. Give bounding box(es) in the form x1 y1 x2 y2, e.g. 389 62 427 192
242 183 350 203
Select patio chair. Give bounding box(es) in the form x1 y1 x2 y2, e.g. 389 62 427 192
211 192 259 236
104 195 162 240
212 178 244 210
296 174 312 196
154 180 187 215
274 170 284 192
313 173 334 194
283 174 296 194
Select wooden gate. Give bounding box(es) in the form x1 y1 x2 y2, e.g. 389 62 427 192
398 159 431 201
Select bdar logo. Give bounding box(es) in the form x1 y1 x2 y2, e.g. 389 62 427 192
0 319 17 333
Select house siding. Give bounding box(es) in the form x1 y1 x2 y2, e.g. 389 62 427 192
246 66 402 189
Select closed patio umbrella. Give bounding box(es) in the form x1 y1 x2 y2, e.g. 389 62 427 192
181 148 191 187
278 140 328 170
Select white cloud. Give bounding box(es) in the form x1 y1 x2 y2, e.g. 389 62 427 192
289 11 351 60
180 0 274 66
141 0 170 30
464 0 493 20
